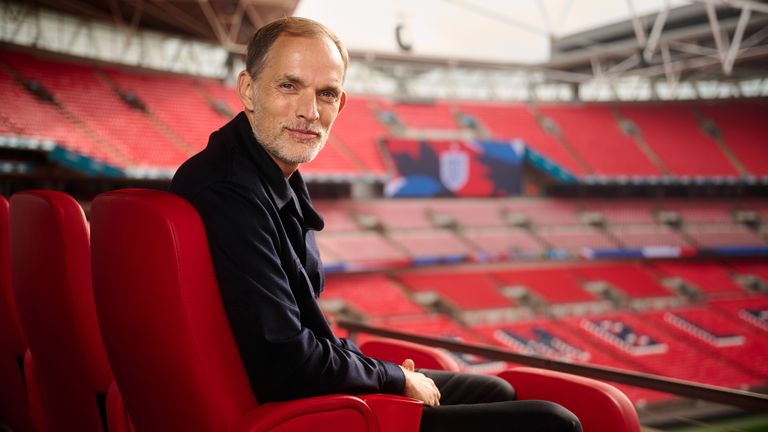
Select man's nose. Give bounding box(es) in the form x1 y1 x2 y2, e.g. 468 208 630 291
296 91 319 122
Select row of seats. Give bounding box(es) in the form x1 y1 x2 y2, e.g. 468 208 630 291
338 285 768 406
324 261 761 321
0 190 641 432
316 224 765 265
316 198 768 230
2 48 767 179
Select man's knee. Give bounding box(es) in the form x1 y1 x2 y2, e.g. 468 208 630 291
530 400 582 432
479 375 517 402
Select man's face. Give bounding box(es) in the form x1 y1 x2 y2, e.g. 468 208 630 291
240 35 346 175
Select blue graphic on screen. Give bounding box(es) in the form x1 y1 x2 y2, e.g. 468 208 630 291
384 138 524 197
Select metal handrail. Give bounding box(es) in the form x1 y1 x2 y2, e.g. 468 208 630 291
338 319 768 412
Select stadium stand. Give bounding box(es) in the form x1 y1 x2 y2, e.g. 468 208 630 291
458 102 586 175
471 319 672 405
536 225 617 254
329 96 390 174
316 231 409 263
699 100 768 176
322 273 425 318
2 24 768 431
462 227 546 259
395 271 518 314
351 199 435 230
652 261 746 296
684 224 765 248
0 52 115 164
566 312 762 389
537 104 661 177
387 229 476 262
571 263 677 311
609 224 691 249
385 100 461 130
618 104 740 177
491 266 601 305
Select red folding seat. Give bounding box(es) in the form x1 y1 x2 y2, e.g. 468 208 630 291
9 191 130 432
363 339 642 432
89 189 423 432
0 196 34 432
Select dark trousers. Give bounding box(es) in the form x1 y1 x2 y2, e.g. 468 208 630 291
419 370 582 432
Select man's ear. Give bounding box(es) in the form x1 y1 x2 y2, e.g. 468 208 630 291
337 91 347 114
236 70 254 111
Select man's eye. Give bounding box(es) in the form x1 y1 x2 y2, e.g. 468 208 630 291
321 91 338 99
279 83 294 90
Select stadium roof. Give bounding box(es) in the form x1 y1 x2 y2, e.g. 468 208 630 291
23 0 298 51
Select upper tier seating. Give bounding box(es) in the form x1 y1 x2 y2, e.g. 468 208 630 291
329 97 389 173
458 102 586 175
0 54 114 164
618 104 739 177
103 69 223 155
700 100 768 176
386 100 461 130
538 105 660 177
3 52 189 168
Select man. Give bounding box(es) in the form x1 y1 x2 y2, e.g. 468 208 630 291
170 16 581 432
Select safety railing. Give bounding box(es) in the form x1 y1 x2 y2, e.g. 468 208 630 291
338 319 768 413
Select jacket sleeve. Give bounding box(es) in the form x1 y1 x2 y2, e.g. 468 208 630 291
188 182 405 402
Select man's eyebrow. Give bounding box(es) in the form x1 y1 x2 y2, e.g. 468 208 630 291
279 74 306 87
279 73 343 94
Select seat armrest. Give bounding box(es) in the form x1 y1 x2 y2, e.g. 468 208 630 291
107 381 135 432
360 338 462 372
359 394 423 432
230 394 377 432
498 367 641 432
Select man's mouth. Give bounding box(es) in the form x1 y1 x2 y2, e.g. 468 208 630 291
285 127 320 141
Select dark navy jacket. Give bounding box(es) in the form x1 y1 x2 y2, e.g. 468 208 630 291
170 112 405 403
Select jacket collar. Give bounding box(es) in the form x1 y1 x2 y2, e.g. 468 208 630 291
232 112 324 231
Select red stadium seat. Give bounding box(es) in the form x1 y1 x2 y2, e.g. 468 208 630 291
89 189 423 432
0 196 34 432
9 190 131 432
363 334 641 432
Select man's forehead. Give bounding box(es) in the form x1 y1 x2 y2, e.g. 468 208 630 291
267 35 344 71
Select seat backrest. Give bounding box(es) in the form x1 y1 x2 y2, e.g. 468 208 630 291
10 190 113 431
90 189 257 431
0 196 34 432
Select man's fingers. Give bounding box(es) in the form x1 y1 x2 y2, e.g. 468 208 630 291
401 358 415 371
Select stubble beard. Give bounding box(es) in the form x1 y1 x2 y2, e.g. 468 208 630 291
251 101 326 166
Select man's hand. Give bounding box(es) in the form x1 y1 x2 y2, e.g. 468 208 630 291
400 359 441 406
